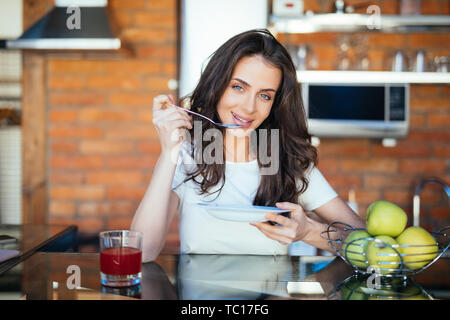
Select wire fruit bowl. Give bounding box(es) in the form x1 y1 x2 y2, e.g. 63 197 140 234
329 274 434 300
321 222 450 278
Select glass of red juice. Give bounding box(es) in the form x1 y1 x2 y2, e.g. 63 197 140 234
99 230 143 287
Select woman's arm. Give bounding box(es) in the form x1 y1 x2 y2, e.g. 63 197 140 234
130 94 192 262
313 196 365 229
251 198 366 253
131 154 180 262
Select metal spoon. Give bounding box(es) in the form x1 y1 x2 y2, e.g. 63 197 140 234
166 103 243 128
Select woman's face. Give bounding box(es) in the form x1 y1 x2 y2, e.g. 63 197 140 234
217 55 282 136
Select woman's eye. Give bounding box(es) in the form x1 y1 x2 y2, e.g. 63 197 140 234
232 85 243 91
260 93 271 101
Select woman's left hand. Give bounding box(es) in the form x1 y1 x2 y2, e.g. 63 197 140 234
251 202 311 245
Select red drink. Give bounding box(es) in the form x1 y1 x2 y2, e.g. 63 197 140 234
100 247 142 276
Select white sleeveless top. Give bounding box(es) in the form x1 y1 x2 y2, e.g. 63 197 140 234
171 143 338 255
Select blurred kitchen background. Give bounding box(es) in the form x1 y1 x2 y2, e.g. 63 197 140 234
0 0 448 253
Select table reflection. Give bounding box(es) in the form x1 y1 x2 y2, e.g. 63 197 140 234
176 254 293 299
101 262 177 299
0 252 448 300
332 275 432 300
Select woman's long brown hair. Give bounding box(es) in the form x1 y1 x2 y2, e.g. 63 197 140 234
181 29 317 206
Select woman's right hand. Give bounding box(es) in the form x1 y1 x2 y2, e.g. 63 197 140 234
152 94 192 155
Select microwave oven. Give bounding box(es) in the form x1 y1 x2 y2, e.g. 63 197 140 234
302 83 409 138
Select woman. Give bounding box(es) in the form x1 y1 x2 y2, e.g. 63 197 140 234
131 29 364 262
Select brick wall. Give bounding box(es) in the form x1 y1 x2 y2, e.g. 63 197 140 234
278 0 450 231
45 0 178 249
313 84 449 230
40 0 449 251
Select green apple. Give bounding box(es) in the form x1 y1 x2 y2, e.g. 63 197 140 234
366 200 407 237
342 230 370 268
396 226 438 270
367 288 399 300
340 277 368 300
366 235 401 275
400 286 429 300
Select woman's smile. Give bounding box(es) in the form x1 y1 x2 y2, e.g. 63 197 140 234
231 111 253 127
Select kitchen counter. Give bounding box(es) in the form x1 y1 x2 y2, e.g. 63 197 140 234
0 252 448 300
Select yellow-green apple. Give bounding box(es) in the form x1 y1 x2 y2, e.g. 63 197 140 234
340 276 368 300
366 200 407 237
367 289 399 300
366 235 401 275
342 230 371 268
400 284 429 300
396 226 438 270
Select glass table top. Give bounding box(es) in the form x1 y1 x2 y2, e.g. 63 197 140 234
0 252 448 300
0 224 77 274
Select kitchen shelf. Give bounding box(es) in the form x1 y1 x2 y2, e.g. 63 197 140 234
297 70 450 84
270 14 450 33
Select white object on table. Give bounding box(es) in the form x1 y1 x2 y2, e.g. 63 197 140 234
196 203 290 223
